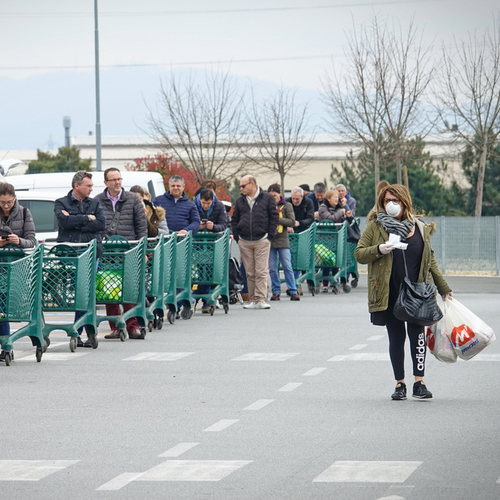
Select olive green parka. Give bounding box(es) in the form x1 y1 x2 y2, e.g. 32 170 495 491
354 214 451 313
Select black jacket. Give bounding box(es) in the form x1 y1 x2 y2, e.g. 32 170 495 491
286 196 314 230
195 195 229 233
55 191 106 257
231 190 279 242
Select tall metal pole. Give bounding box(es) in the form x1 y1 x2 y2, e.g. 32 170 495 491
94 0 102 171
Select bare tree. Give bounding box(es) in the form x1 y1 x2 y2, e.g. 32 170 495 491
322 16 391 198
378 18 435 184
322 16 434 195
244 86 314 190
436 14 500 217
147 70 247 184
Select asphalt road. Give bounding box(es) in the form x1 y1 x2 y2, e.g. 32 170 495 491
2 274 500 500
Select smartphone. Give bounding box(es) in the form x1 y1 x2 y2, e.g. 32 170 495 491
1 235 9 240
201 219 208 223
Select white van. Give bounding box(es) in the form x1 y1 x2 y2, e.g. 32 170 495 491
9 171 167 242
7 171 166 200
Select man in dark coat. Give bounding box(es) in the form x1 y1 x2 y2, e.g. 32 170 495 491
231 175 279 309
153 175 200 235
55 171 106 347
195 188 229 233
287 186 314 232
194 188 229 313
95 168 148 340
306 182 326 219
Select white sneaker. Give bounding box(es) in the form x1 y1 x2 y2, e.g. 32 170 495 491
255 301 271 309
243 302 256 309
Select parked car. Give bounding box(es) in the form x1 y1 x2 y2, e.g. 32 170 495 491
7 171 166 200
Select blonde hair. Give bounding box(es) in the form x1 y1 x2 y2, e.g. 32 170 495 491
324 189 339 203
376 184 415 222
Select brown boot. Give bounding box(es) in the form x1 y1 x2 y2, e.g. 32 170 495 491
290 294 300 301
128 329 144 339
270 294 280 301
298 285 303 296
241 293 250 302
104 329 120 339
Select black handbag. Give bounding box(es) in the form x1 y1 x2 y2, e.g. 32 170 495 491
393 252 443 326
346 219 361 244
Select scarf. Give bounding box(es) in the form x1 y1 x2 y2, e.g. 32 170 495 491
376 210 414 239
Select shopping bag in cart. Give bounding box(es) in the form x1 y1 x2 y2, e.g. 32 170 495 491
444 298 495 360
96 270 123 301
425 312 457 363
314 244 336 267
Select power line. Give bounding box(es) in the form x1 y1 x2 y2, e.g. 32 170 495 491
0 0 448 19
0 54 335 71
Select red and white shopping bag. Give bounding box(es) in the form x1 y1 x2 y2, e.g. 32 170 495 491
425 310 457 363
443 298 495 360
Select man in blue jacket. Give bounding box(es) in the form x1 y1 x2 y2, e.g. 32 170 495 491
154 175 200 235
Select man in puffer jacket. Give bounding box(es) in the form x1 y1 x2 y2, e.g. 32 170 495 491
95 168 147 340
231 175 279 310
153 175 200 235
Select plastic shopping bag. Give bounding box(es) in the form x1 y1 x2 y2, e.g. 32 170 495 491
425 310 457 363
444 298 496 360
314 244 336 267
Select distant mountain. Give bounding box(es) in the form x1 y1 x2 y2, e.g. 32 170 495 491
0 66 326 151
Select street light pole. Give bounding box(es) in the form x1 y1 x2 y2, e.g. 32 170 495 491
94 0 102 171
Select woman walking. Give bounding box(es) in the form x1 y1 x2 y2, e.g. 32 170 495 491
354 184 452 400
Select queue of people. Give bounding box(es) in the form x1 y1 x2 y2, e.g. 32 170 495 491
0 172 454 402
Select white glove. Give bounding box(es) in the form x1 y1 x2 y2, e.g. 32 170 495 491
378 242 395 255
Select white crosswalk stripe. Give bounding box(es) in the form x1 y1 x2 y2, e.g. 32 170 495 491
232 353 299 361
123 352 194 361
0 460 79 481
313 460 422 483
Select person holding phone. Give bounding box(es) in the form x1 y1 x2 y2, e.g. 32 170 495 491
0 182 36 355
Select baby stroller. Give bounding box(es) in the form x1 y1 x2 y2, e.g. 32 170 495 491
228 256 244 304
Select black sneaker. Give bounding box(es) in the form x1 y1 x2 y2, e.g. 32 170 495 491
391 382 407 400
77 337 84 348
412 381 433 399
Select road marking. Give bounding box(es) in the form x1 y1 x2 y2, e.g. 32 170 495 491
368 335 384 341
159 443 200 458
349 344 367 350
203 419 239 432
96 472 145 490
136 460 252 481
303 367 327 376
233 353 299 361
16 352 88 362
278 383 302 392
123 352 194 361
328 353 390 362
244 399 274 411
313 461 422 483
0 460 79 481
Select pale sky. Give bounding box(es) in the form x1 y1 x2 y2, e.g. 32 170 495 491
1 0 498 150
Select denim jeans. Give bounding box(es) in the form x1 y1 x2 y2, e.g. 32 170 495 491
0 322 10 336
269 248 297 295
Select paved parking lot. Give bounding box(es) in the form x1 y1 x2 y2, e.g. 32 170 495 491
2 274 499 500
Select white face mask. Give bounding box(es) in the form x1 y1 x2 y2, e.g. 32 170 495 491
385 201 401 218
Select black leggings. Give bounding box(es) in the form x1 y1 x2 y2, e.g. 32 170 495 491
385 309 426 381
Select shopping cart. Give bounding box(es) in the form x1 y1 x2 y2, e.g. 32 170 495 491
174 232 193 320
95 236 148 340
41 240 98 351
191 229 230 315
286 224 318 294
0 244 44 365
313 221 349 293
